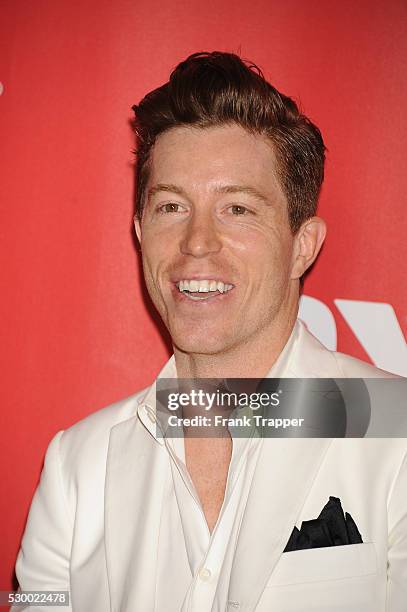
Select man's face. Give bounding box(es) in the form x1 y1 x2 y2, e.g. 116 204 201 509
135 124 300 356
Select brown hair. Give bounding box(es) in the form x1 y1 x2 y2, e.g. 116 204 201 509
132 51 326 233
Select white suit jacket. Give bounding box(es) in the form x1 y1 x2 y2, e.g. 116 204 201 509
14 320 407 611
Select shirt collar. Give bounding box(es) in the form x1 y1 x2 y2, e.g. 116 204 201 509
137 354 177 444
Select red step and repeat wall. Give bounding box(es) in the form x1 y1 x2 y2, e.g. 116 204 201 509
1 0 406 592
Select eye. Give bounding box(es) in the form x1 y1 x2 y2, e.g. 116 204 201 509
158 202 184 214
229 204 251 215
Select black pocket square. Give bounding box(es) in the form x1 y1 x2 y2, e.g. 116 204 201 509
283 496 363 552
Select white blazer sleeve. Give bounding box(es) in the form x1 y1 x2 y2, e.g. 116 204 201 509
387 449 407 611
12 431 73 611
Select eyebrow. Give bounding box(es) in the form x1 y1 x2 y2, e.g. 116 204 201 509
147 183 271 205
148 183 185 198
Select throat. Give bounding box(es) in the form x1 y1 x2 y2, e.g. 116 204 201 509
184 436 232 533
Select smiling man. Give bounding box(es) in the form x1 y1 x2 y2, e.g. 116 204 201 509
135 123 321 378
14 52 407 611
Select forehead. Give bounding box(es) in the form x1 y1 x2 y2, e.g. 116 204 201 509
147 124 285 200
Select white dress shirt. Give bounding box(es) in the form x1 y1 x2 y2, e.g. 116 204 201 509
136 324 299 611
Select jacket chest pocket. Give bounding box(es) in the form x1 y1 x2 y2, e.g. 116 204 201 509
255 543 381 612
268 542 378 586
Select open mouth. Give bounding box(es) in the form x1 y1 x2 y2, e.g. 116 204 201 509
175 279 234 301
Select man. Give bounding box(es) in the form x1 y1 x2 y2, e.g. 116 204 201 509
14 51 407 611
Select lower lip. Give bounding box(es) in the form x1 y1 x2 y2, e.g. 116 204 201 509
170 284 235 305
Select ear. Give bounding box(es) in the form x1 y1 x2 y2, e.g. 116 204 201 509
133 214 142 243
290 216 327 279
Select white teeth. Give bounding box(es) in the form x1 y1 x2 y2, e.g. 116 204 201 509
176 279 234 296
198 280 209 292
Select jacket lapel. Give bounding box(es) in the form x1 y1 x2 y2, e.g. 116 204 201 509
226 320 341 610
104 413 169 612
226 438 333 611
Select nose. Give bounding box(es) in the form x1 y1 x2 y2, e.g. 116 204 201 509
179 210 222 258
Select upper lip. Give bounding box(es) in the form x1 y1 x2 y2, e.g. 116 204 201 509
170 274 235 284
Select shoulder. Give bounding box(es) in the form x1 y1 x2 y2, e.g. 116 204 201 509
332 350 396 378
55 386 150 472
294 320 398 379
44 354 176 479
293 321 407 436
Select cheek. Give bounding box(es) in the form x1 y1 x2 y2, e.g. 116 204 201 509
235 231 292 279
142 228 164 268
141 244 164 291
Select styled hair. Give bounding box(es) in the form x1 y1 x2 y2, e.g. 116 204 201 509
132 51 326 233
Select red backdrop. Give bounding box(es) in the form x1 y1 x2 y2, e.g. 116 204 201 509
1 0 406 592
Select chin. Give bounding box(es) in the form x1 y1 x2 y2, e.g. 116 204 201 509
172 332 230 357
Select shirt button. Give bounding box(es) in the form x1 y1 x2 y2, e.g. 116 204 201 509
198 567 211 581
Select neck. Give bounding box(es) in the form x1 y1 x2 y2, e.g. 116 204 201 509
173 306 298 379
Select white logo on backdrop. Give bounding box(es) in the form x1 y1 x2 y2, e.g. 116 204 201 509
299 296 407 377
